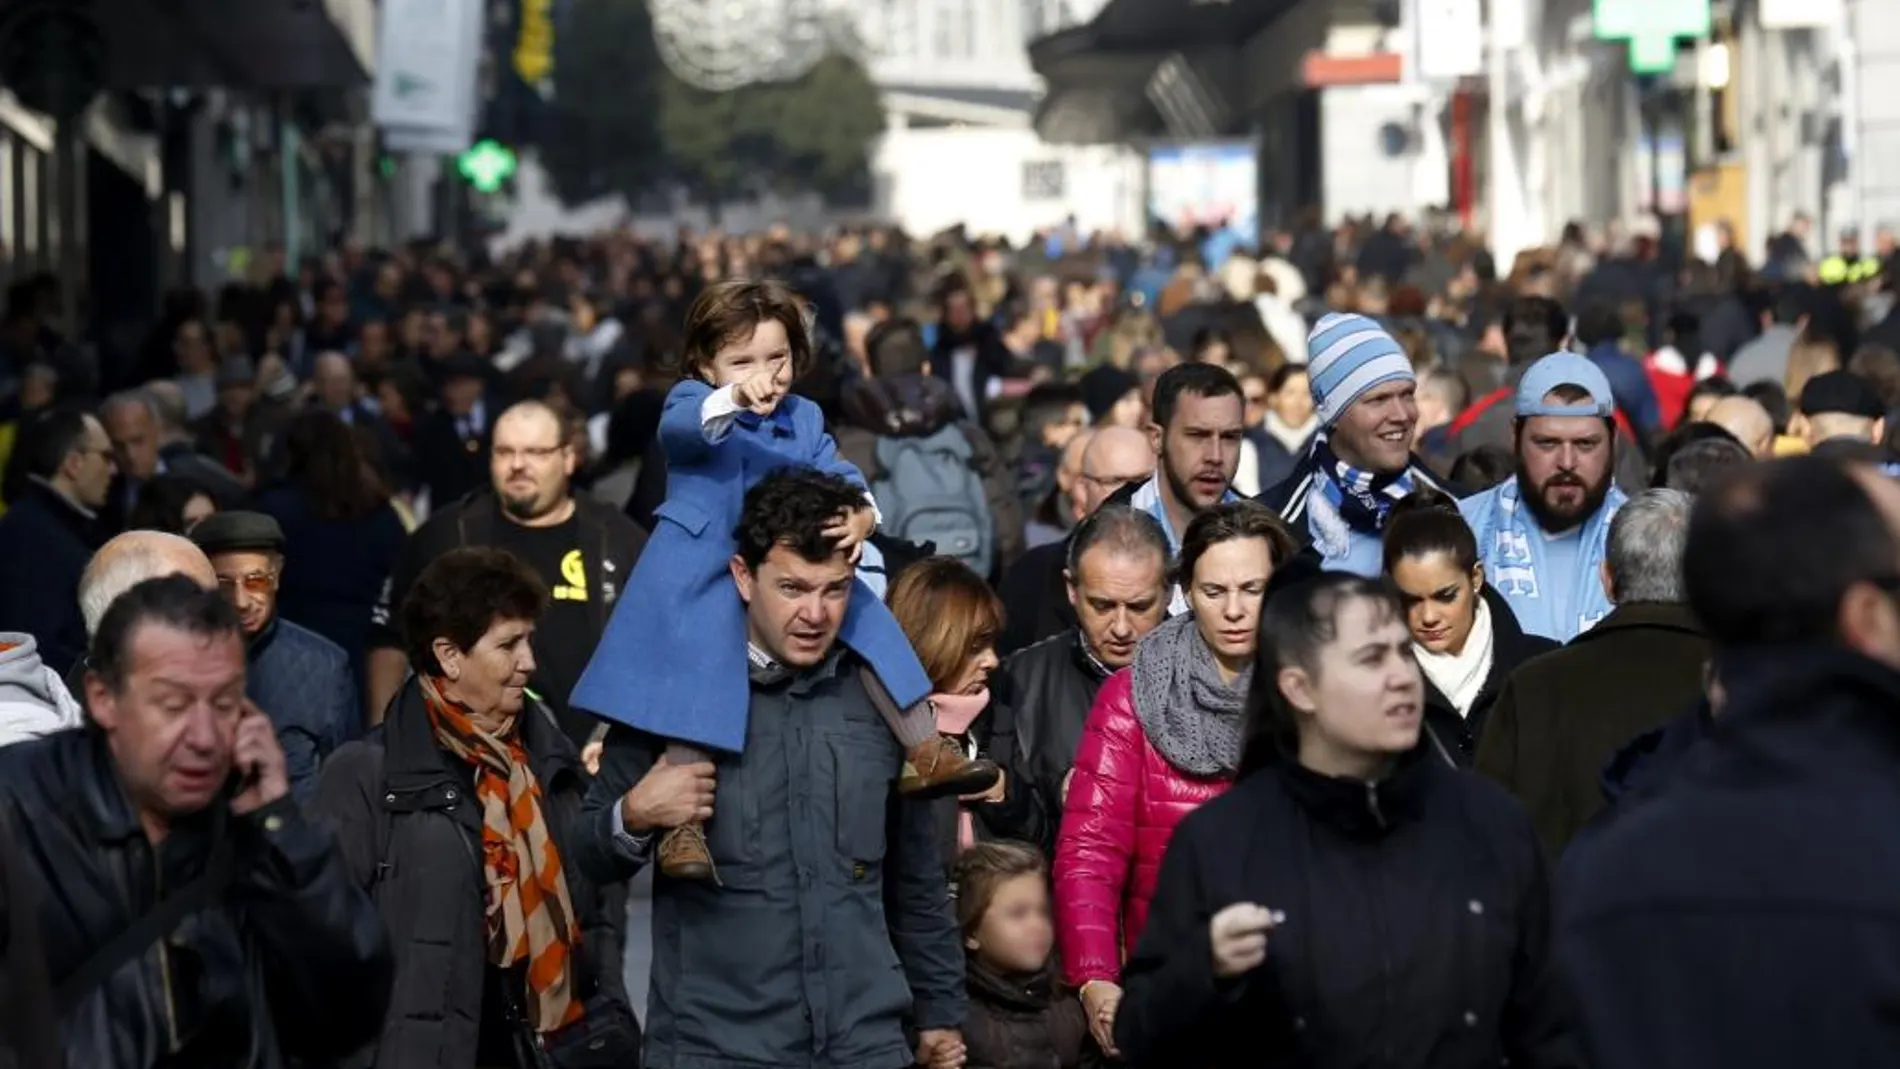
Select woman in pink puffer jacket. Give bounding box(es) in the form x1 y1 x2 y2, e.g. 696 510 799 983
1054 502 1298 1054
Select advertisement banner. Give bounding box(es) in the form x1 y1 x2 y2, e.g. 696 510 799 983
1147 142 1258 260
372 0 484 153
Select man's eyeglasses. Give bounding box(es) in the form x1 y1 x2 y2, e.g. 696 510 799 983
493 446 564 463
217 572 278 597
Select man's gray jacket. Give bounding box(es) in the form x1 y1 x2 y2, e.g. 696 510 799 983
578 650 966 1069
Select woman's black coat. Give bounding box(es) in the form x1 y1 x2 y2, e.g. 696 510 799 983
1420 586 1557 767
1114 749 1579 1069
311 677 630 1068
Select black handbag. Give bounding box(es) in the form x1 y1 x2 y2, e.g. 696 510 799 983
514 992 643 1069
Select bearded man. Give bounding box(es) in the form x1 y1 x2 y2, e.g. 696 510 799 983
1460 353 1628 642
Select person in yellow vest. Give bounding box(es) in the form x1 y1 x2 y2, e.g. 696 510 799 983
1819 226 1882 287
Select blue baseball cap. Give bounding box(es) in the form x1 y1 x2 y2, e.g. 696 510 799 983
1516 352 1615 419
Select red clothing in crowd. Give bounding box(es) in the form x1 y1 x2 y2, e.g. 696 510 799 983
1054 669 1229 987
1644 346 1723 430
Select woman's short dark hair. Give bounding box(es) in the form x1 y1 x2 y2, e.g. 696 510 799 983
400 547 548 677
678 279 814 382
1172 501 1298 590
1380 490 1477 573
126 475 215 535
1237 573 1404 778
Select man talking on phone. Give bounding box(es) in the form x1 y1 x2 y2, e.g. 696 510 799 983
0 575 392 1068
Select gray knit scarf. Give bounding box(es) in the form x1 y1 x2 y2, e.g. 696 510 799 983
1131 614 1252 777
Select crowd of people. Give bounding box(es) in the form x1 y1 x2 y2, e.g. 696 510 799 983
0 211 1899 1068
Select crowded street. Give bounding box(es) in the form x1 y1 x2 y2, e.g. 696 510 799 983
3 0 1900 1066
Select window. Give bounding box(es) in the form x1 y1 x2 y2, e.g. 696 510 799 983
932 0 976 58
1023 160 1065 200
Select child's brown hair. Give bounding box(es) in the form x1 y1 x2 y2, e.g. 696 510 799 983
952 841 1047 940
678 278 815 382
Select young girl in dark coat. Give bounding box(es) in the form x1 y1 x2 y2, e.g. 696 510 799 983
954 842 1097 1069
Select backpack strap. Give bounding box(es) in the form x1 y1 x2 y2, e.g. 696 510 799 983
1447 387 1511 438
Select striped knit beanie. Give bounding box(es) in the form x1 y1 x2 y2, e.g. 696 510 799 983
1306 313 1414 427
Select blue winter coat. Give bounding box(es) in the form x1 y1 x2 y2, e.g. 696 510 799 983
568 378 932 753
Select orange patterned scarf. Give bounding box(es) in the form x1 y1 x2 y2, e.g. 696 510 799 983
420 676 585 1032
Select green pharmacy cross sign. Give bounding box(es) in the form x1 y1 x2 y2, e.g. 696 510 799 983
457 139 518 193
1593 0 1710 74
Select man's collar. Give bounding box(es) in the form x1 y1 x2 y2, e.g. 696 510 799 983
26 474 96 520
1073 632 1114 680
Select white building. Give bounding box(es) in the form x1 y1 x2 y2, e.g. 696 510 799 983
859 0 1146 241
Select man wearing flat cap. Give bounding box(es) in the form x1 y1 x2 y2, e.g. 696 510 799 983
192 510 352 797
1792 370 1886 451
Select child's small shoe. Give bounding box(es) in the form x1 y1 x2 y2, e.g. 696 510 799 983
659 821 717 882
899 735 1001 799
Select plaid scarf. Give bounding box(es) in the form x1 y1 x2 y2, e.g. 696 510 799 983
1307 430 1417 549
420 676 584 1033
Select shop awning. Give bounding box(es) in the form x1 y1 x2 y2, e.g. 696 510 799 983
99 0 370 90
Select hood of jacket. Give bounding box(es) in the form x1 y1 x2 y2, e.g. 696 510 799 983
0 633 83 744
840 373 962 439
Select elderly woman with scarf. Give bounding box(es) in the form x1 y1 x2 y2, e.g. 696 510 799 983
1259 313 1458 576
314 547 637 1069
1055 501 1299 1058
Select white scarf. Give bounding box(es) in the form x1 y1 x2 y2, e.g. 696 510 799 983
1413 597 1496 718
1263 410 1316 454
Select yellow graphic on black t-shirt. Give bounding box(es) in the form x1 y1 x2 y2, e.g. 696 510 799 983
553 549 588 601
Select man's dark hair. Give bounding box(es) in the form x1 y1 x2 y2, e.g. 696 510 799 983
1770 286 1811 327
16 406 91 481
1066 504 1169 577
1449 443 1514 489
1022 383 1084 443
865 317 930 378
1574 303 1624 348
1685 456 1896 648
1743 379 1792 433
401 547 548 677
90 575 242 694
1680 376 1739 422
735 468 867 571
1503 296 1569 366
1661 435 1753 495
1150 363 1242 432
1649 420 1748 489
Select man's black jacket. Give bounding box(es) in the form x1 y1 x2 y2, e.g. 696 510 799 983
0 728 392 1068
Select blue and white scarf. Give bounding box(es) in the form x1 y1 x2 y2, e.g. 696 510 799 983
1305 431 1417 561
1463 476 1627 643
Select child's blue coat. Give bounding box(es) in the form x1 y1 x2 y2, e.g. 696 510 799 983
568 378 932 753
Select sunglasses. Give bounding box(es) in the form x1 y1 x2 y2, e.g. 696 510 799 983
216 571 278 597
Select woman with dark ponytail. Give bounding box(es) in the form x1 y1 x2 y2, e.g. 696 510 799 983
1114 573 1578 1069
